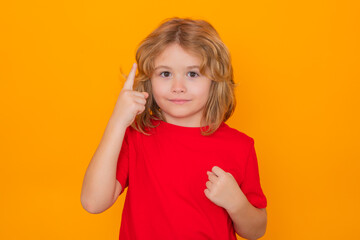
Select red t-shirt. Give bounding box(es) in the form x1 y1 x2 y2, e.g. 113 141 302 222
116 119 267 240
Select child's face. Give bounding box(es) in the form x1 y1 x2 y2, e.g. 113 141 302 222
150 43 212 127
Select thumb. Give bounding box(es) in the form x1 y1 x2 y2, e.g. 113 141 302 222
123 63 137 90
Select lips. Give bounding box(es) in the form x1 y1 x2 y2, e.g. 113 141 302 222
169 99 191 104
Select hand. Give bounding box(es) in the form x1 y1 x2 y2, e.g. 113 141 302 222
111 63 149 128
204 166 247 212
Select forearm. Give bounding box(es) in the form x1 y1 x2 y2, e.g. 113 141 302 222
81 117 126 213
226 197 267 240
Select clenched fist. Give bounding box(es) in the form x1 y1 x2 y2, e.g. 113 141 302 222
204 166 248 213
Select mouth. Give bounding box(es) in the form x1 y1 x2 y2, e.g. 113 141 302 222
169 99 191 104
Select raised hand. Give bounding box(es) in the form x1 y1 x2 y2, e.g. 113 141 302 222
111 63 149 128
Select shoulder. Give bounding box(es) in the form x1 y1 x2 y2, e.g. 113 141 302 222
221 123 254 143
218 123 255 151
125 122 157 140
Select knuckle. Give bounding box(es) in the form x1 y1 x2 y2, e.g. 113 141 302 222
121 90 130 97
130 101 138 109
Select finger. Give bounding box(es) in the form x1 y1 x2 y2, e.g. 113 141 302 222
133 96 147 105
123 63 137 90
135 104 146 115
227 172 234 178
207 171 218 182
211 166 226 177
131 91 147 98
204 188 211 198
205 181 213 190
142 92 149 98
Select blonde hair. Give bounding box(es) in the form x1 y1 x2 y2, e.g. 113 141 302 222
123 17 237 136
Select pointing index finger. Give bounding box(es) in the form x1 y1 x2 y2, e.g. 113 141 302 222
123 63 137 90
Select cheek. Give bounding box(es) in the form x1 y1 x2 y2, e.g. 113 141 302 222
151 80 167 101
194 83 211 101
150 79 159 94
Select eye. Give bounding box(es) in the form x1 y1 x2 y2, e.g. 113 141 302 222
188 71 200 78
160 71 171 77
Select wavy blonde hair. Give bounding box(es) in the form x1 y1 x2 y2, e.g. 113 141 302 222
122 17 237 136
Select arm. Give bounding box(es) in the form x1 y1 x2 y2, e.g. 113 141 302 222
80 63 148 214
80 117 126 214
227 199 267 240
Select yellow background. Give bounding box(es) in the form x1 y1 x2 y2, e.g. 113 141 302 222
1 0 359 239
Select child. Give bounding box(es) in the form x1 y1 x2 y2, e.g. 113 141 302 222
81 17 267 240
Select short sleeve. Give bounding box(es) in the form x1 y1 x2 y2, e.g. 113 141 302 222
116 127 130 195
240 138 267 208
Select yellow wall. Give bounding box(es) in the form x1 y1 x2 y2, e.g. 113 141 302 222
1 0 359 239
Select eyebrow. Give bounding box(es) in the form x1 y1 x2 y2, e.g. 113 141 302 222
154 65 200 70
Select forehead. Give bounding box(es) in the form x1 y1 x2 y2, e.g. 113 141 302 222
154 43 202 66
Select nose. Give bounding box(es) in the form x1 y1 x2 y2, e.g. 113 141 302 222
171 76 186 93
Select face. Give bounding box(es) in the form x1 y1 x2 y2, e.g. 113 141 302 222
151 43 212 127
